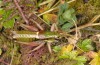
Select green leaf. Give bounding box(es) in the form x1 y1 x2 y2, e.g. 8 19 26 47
62 8 75 21
53 46 61 52
59 51 69 59
74 56 87 65
82 39 91 45
0 8 4 15
68 51 78 59
58 2 77 31
58 3 69 25
61 23 73 31
75 56 87 63
2 10 12 21
59 51 78 60
74 62 84 65
58 2 69 16
3 18 15 28
58 16 67 25
43 14 51 25
78 39 94 51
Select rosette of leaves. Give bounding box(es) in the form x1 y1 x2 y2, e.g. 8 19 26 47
77 39 94 52
54 44 87 65
58 2 77 31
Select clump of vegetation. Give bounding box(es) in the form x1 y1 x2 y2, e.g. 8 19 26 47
0 0 100 65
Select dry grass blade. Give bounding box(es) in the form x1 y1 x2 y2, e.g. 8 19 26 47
20 24 39 32
30 19 44 30
9 49 14 65
13 0 29 24
50 23 58 32
39 0 52 6
15 41 40 46
38 0 76 16
90 15 100 23
28 42 45 53
67 0 76 4
95 34 100 43
47 42 52 54
72 19 78 40
38 7 58 16
69 15 100 32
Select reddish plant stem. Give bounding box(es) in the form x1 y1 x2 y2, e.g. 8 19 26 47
28 42 45 53
15 41 40 47
13 0 29 24
30 19 44 31
0 59 9 65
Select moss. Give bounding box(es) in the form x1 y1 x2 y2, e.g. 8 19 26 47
73 0 100 25
89 0 100 7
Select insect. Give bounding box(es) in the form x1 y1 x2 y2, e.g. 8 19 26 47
12 31 59 41
11 31 59 53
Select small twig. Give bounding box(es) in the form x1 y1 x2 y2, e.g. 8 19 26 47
28 42 45 53
69 23 100 32
38 7 58 16
72 19 78 40
39 0 52 6
14 41 40 46
90 15 100 23
20 23 39 32
69 23 91 32
47 0 56 9
51 0 60 8
50 23 58 32
38 0 76 16
69 15 100 32
9 49 14 65
13 0 29 24
67 0 76 4
30 19 44 30
47 42 52 54
91 23 100 26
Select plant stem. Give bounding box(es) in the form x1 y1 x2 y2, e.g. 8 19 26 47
39 0 52 6
28 42 45 53
69 15 100 33
38 0 76 16
38 7 58 16
13 0 29 24
30 19 44 30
